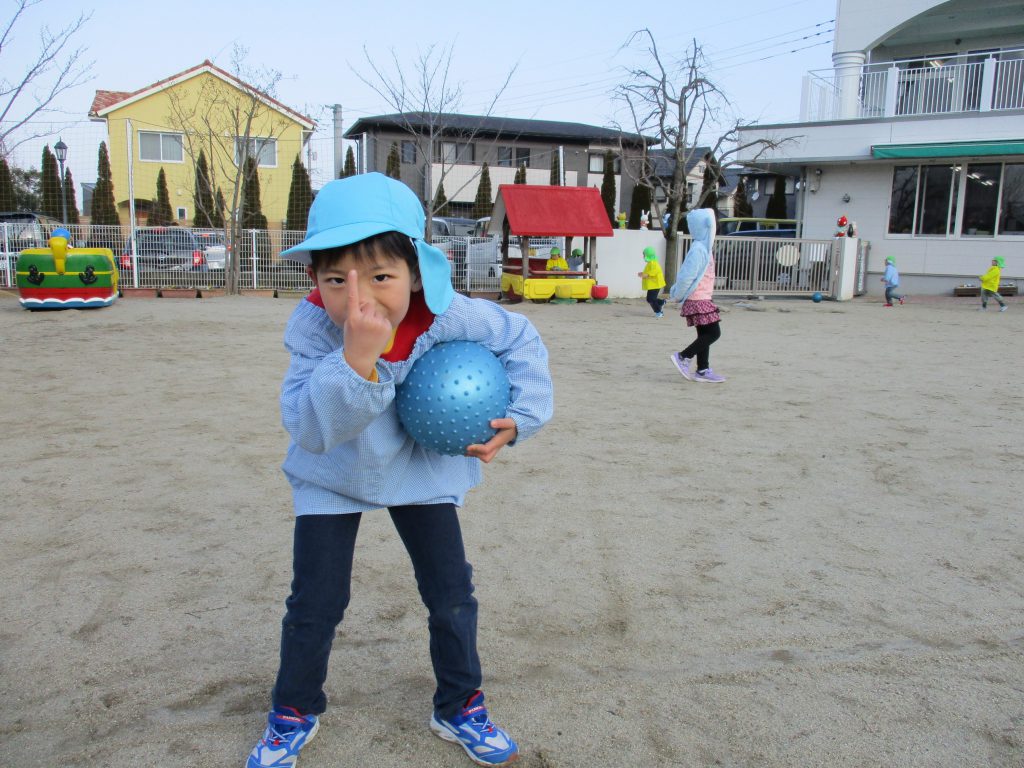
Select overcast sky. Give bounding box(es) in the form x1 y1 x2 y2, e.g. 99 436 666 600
4 0 837 189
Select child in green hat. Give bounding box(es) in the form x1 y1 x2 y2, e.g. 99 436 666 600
637 246 666 317
979 256 1008 312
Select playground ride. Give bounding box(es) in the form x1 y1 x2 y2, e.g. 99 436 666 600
16 229 118 310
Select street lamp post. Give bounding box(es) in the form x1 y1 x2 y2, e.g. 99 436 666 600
54 138 68 226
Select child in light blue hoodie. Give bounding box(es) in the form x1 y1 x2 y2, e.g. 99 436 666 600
881 256 906 306
246 173 553 768
668 209 726 383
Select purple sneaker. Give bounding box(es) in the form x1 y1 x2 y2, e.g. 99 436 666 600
670 352 694 380
693 368 726 383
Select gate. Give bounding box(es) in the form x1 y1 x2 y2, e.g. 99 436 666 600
699 235 839 297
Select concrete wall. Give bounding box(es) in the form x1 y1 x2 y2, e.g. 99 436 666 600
592 228 671 298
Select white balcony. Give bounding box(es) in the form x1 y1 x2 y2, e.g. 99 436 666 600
800 48 1024 122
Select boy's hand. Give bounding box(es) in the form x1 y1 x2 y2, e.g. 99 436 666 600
466 418 517 463
343 269 393 379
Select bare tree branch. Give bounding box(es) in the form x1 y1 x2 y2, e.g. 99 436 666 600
351 42 517 237
612 28 795 283
0 0 93 155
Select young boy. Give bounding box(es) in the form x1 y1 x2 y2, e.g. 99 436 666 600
637 246 666 317
246 173 553 768
544 246 568 272
979 256 1008 312
881 256 906 307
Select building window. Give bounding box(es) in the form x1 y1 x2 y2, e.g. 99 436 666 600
588 153 621 174
888 161 1024 237
497 146 513 167
999 163 1024 234
138 131 183 163
515 147 530 168
436 141 473 164
235 137 277 167
400 140 416 164
176 206 188 221
962 163 1001 236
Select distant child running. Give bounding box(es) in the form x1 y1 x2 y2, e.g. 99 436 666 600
246 173 554 768
881 256 906 306
668 209 725 383
979 256 1008 312
638 246 666 317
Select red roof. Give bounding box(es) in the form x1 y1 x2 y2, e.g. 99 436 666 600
494 185 614 237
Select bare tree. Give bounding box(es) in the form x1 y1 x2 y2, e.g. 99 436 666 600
614 29 792 283
0 0 92 155
352 43 516 238
164 46 296 294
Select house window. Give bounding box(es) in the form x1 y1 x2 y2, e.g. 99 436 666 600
888 161 1024 237
176 206 188 221
515 147 530 168
497 147 513 167
400 140 416 164
235 137 277 167
138 131 183 162
436 141 473 164
588 153 621 173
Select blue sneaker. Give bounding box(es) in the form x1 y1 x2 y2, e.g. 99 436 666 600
429 691 519 766
247 707 319 767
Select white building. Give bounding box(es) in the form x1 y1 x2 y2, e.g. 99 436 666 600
736 0 1024 295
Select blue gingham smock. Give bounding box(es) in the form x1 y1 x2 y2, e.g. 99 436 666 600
280 292 553 515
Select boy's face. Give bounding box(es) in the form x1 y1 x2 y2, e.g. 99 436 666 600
307 250 421 331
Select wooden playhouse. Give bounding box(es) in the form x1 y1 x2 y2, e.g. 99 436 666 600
488 185 613 303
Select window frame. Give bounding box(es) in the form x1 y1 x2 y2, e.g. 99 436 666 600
138 131 184 163
234 136 278 168
886 159 1024 239
400 140 417 164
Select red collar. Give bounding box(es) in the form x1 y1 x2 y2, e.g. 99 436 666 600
305 288 434 362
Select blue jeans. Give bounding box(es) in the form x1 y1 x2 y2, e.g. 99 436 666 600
271 504 480 719
885 285 904 303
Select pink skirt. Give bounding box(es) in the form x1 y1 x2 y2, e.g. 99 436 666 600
680 299 720 327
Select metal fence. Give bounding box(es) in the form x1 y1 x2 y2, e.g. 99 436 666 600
689 235 839 296
1 223 507 294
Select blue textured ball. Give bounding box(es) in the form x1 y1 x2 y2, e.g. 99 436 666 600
396 341 511 456
812 292 823 303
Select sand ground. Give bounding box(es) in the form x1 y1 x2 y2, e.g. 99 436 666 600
1 290 1022 768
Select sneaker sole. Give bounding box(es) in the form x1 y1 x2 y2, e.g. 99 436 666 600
693 377 726 383
669 353 693 381
430 716 519 766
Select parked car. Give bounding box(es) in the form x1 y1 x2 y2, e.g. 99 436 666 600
0 211 63 250
120 227 209 271
431 218 468 286
195 232 227 270
718 217 797 236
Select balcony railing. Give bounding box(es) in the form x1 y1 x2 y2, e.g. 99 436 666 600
801 48 1024 121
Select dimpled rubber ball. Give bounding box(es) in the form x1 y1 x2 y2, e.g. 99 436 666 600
396 341 511 456
812 292 823 303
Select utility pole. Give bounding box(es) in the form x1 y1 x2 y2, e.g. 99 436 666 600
332 104 344 179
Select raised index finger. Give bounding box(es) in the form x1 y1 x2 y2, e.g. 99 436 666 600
345 269 361 321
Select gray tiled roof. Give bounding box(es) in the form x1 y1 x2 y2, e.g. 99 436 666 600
345 112 652 147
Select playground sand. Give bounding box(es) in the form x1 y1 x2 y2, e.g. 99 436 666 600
1 291 1022 767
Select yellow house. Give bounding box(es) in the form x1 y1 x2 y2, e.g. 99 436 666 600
88 60 315 228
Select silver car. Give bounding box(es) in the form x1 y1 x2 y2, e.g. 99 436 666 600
195 232 227 270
